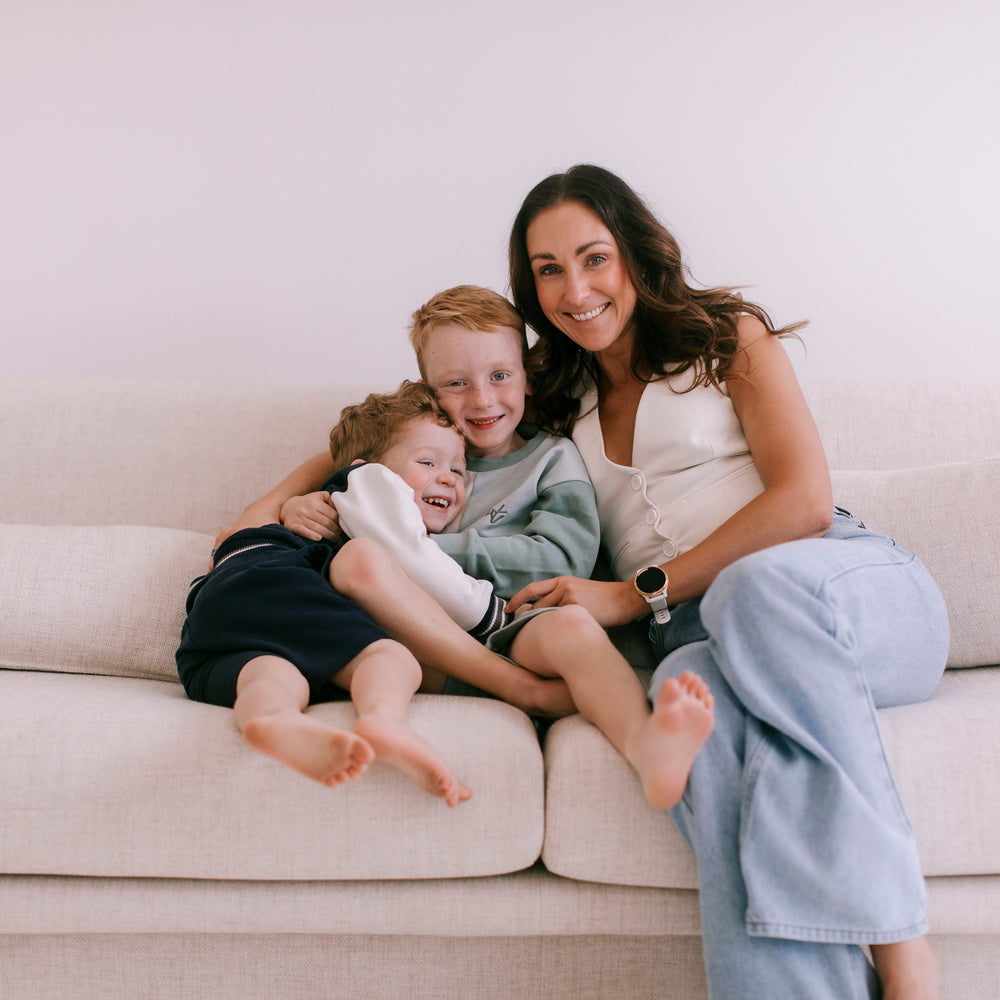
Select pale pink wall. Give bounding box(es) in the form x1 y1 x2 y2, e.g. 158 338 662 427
2 0 997 384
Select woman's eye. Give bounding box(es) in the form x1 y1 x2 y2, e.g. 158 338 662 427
587 254 607 266
537 264 559 277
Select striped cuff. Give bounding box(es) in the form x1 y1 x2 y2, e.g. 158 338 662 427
468 593 512 640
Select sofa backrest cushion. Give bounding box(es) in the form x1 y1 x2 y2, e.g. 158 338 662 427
831 461 1000 668
0 524 208 682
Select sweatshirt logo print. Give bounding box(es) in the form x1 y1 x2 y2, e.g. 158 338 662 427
488 504 508 524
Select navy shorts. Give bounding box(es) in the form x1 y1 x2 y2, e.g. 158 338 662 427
175 525 390 708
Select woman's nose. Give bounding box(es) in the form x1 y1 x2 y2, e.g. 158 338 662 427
563 268 589 306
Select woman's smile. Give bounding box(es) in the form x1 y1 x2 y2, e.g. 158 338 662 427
526 200 637 363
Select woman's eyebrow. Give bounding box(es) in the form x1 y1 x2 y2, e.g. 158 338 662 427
529 239 610 263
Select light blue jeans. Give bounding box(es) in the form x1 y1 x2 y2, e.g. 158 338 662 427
648 511 949 1000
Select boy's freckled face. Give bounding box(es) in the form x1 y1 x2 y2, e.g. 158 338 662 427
378 416 468 534
422 323 529 460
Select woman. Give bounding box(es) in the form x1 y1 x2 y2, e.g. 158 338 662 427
505 164 948 1000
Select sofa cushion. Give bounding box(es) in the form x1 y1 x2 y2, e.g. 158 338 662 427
542 668 1000 888
0 524 210 683
831 461 1000 668
0 671 544 880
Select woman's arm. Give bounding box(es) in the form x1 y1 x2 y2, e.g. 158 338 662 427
507 317 832 625
213 449 338 549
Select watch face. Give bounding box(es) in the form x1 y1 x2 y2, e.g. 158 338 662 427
636 566 667 595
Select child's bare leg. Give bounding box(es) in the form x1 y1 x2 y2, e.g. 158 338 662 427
234 655 374 787
334 639 472 808
870 936 941 1000
329 538 574 718
510 606 714 809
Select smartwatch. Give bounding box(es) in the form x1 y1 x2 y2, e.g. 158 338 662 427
634 565 671 624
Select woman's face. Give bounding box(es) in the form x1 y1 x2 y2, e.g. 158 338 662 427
525 200 638 365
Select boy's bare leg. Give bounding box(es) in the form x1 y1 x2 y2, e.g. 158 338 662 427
510 606 714 809
329 538 575 718
333 639 471 808
870 937 941 1000
234 655 374 787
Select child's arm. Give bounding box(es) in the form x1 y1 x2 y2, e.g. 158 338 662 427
214 450 337 549
332 464 507 638
434 437 602 597
433 478 600 597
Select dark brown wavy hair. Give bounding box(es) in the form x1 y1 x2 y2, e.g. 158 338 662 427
509 164 805 435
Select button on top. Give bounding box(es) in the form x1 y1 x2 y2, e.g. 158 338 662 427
630 473 643 491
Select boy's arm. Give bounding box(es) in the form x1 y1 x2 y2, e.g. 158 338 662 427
215 450 337 548
434 479 601 597
332 464 506 636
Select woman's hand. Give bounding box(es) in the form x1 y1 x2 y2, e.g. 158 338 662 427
507 575 644 629
280 492 342 542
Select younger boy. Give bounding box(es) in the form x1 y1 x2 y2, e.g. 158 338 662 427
177 382 564 805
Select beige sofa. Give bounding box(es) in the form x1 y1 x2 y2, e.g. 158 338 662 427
1 378 998 1000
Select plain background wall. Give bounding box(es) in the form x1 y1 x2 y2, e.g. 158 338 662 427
3 0 998 387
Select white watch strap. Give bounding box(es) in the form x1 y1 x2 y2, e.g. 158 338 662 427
648 593 671 625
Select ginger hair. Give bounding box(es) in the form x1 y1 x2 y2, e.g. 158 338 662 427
408 285 527 380
328 380 458 470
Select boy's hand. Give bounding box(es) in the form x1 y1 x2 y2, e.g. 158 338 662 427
280 491 342 542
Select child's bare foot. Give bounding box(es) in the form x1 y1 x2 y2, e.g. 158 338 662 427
634 671 715 810
243 712 375 788
871 937 941 1000
353 716 472 807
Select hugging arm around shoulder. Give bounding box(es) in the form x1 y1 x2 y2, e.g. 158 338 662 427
329 463 504 634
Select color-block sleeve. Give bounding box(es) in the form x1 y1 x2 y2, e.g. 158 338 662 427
433 478 601 598
331 464 506 635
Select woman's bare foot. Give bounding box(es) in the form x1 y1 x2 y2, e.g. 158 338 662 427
871 936 941 1000
243 711 375 787
634 671 715 810
353 715 472 807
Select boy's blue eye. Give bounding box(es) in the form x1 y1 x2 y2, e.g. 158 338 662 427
492 372 509 383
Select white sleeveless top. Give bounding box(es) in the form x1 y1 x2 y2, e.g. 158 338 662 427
572 372 764 581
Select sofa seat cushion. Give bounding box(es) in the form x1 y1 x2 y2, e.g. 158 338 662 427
0 524 210 684
542 667 1000 888
0 672 544 880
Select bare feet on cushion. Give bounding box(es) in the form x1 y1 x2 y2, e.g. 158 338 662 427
635 671 715 810
243 712 375 787
353 716 473 808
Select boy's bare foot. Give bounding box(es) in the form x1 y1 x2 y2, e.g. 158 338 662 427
353 716 473 807
243 712 375 788
871 937 941 1000
635 671 715 810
